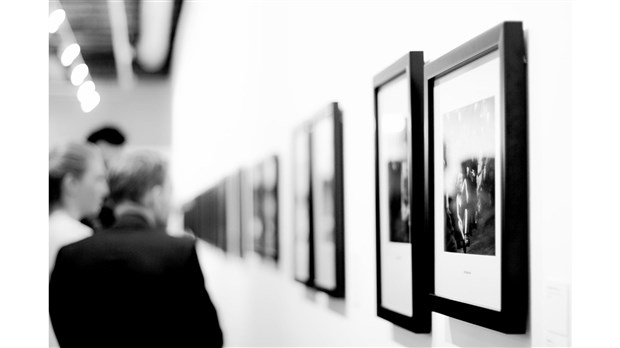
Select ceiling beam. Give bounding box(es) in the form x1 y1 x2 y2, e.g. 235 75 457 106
136 0 174 72
107 0 135 88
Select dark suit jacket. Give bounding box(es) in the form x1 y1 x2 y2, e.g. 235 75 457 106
50 213 223 348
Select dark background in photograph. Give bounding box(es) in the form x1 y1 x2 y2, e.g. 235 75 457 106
388 161 410 243
443 96 496 255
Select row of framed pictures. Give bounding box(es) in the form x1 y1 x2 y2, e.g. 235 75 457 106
183 20 527 336
374 21 528 334
183 179 227 251
183 103 346 300
183 155 280 261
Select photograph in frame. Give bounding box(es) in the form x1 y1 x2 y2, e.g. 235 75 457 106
252 163 266 256
312 115 337 292
225 173 242 256
426 21 528 334
240 169 254 255
377 72 413 316
374 51 430 333
293 127 313 284
433 48 502 312
307 102 345 298
262 156 279 261
442 96 496 255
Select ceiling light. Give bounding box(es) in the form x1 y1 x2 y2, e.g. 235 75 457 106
70 64 89 86
80 91 100 113
77 81 96 103
49 9 66 34
60 43 80 67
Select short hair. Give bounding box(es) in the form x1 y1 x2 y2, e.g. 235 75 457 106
107 150 167 205
87 126 126 145
49 143 99 209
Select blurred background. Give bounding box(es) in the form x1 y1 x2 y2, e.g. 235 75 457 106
43 0 593 347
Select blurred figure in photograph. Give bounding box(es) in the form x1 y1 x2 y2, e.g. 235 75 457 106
49 142 109 347
50 150 223 348
82 125 127 230
445 195 458 252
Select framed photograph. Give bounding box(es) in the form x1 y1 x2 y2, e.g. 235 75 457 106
184 180 229 253
225 173 242 256
216 180 227 252
293 124 314 285
252 156 279 261
240 168 254 256
425 22 528 333
374 51 431 333
309 102 345 298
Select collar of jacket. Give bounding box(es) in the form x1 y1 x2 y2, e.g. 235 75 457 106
112 203 166 234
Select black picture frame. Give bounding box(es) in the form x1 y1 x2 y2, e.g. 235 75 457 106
308 102 345 298
225 172 243 256
374 51 431 333
240 168 253 256
293 123 315 286
252 155 280 262
216 180 227 252
424 21 528 334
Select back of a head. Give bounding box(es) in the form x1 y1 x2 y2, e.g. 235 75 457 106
49 143 99 210
86 126 126 146
107 150 167 205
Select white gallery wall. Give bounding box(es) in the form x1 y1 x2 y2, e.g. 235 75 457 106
171 1 571 346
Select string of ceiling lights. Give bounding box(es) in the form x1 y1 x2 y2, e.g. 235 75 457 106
49 1 100 113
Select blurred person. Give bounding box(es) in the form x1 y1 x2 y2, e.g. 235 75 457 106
82 125 127 230
86 125 126 168
49 143 108 272
49 142 108 347
50 150 223 348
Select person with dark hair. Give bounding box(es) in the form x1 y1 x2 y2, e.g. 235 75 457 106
49 142 108 347
50 150 224 348
83 125 127 230
86 126 126 167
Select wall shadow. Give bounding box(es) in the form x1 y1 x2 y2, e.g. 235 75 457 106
391 325 432 347
327 297 347 317
447 317 531 347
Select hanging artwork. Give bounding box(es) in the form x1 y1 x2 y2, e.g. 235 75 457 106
374 51 430 333
426 21 528 334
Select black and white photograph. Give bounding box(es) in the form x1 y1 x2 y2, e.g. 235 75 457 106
376 72 414 317
262 156 279 261
293 128 312 283
308 103 345 297
252 164 266 255
442 96 496 255
35 1 578 347
428 22 530 334
374 52 430 333
225 173 243 256
388 160 410 244
251 157 279 261
432 49 503 313
312 115 338 291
